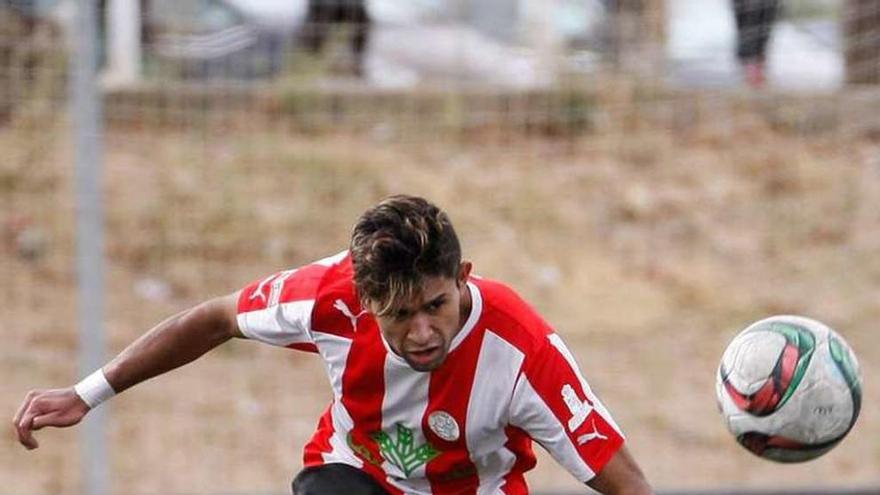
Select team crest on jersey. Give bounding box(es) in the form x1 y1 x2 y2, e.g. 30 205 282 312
371 423 440 477
349 424 440 477
427 410 460 442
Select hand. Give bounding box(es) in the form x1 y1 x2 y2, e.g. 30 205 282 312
13 388 90 450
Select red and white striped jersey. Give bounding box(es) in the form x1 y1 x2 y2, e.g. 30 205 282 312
236 251 624 494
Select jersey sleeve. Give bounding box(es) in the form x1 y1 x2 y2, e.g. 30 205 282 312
509 332 625 482
236 252 347 352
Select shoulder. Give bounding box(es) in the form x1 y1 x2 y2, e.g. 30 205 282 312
313 251 355 295
309 252 364 337
282 249 354 302
234 250 355 348
471 276 554 357
237 250 353 313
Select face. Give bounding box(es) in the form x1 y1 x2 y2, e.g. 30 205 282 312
372 262 472 372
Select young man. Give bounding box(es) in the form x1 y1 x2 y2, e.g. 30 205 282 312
14 195 653 494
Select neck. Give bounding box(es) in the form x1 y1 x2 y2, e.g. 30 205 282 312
458 281 472 329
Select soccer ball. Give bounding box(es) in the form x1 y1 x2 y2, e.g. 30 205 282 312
715 315 862 462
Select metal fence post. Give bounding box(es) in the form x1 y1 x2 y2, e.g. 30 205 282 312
72 0 108 494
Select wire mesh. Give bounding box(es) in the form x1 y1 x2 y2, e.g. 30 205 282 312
2 0 880 493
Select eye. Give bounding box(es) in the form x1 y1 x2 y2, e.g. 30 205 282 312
427 298 445 312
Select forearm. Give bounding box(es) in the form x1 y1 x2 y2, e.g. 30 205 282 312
586 446 653 495
14 292 243 450
103 293 241 394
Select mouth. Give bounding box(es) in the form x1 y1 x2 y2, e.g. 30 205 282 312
405 346 443 368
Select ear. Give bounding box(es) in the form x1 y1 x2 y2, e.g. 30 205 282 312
457 261 473 287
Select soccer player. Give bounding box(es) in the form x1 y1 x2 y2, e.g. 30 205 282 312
14 195 653 494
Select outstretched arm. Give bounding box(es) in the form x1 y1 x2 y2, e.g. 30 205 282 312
13 292 242 450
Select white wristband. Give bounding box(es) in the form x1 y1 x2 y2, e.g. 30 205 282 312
74 369 116 408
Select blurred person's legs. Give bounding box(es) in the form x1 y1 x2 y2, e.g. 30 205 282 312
300 0 331 55
348 0 370 77
292 463 389 495
299 0 371 76
732 0 781 87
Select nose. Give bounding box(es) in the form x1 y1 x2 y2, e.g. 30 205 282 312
407 312 433 346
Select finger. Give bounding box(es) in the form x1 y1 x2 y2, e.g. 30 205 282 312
16 414 39 450
16 407 42 447
31 414 46 431
21 431 39 450
31 410 65 431
12 391 38 427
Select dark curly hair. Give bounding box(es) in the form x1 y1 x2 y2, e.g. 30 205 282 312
350 195 462 316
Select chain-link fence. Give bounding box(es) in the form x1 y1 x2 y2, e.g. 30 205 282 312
3 0 880 493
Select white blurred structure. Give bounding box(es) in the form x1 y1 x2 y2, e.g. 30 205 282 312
362 0 606 88
667 0 843 89
38 0 844 89
103 0 142 87
42 0 606 88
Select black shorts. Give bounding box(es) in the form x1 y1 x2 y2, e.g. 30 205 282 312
292 463 389 495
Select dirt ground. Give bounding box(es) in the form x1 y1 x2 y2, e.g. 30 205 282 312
2 86 879 494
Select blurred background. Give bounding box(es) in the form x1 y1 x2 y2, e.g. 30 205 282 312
2 0 879 493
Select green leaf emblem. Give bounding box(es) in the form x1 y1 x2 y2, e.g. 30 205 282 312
371 423 440 477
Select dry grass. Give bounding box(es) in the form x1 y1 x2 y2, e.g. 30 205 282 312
2 84 880 494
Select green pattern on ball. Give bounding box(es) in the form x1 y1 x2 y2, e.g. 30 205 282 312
763 322 815 409
829 335 862 422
